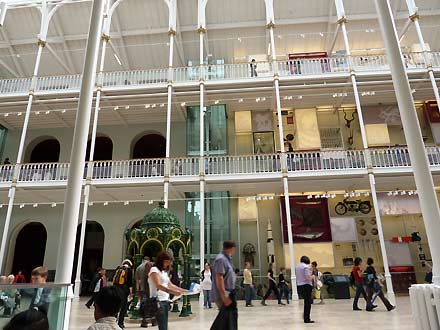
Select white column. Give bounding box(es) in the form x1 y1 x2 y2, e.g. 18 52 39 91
73 33 109 297
55 0 105 284
0 41 44 273
198 28 206 272
336 1 395 300
268 24 298 300
411 16 440 107
164 32 175 208
375 0 440 285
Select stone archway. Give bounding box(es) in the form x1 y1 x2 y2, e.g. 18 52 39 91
132 133 166 159
12 222 47 281
29 138 61 163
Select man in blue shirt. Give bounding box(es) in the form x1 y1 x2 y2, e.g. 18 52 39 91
210 240 237 330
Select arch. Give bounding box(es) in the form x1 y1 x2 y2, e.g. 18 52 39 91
26 136 61 163
167 239 187 255
72 221 105 291
86 135 113 161
12 222 47 281
140 239 164 260
131 132 166 159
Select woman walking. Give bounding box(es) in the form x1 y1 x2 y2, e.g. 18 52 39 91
201 262 212 309
365 258 395 311
311 262 323 304
148 251 187 330
261 263 283 306
352 257 373 311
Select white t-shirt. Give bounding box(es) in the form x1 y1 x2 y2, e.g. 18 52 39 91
201 271 212 291
148 266 170 301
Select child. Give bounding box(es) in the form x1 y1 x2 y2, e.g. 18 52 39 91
87 287 122 330
29 266 51 314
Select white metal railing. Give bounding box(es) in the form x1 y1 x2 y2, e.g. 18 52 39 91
0 78 32 94
18 162 70 182
287 150 366 172
409 284 440 330
2 147 440 184
170 157 199 176
92 159 165 179
35 74 82 92
206 154 282 175
102 69 168 87
1 52 439 95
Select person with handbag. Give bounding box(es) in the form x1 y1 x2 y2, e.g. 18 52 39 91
365 258 395 312
148 251 187 330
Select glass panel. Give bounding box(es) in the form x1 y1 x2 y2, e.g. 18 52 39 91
0 125 7 161
0 284 69 330
186 105 228 156
253 132 275 154
185 191 230 273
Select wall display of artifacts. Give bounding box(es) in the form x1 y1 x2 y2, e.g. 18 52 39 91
356 218 382 263
273 110 295 152
280 196 332 243
330 217 358 242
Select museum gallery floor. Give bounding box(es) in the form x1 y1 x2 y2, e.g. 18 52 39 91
69 297 415 330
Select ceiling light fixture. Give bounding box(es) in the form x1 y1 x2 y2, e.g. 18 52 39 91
181 102 186 106
114 106 119 111
145 104 150 109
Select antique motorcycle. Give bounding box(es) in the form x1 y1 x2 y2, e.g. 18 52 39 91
334 198 371 215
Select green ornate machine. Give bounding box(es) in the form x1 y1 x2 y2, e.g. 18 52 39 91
125 201 193 317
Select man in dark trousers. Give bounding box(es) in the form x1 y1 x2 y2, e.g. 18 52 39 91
135 256 155 328
295 256 315 324
210 240 237 330
86 268 106 309
113 259 133 329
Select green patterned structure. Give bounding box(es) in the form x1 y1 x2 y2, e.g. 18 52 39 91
125 201 193 318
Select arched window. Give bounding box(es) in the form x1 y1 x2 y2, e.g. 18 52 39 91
86 136 113 161
12 222 47 281
132 134 166 159
29 139 60 163
72 221 105 292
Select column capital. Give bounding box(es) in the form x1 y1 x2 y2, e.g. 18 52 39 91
350 70 356 76
266 21 275 29
197 26 206 34
28 89 34 96
409 13 419 22
427 65 433 72
199 174 205 181
168 29 177 36
96 85 102 91
164 175 170 182
273 74 280 81
101 34 110 42
337 17 347 24
37 39 46 47
199 79 205 85
167 80 173 87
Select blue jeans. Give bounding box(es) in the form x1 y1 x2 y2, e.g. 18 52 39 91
156 301 169 330
203 290 212 308
279 283 290 303
244 284 254 305
353 283 372 310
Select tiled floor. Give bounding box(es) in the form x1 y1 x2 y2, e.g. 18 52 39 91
69 297 416 330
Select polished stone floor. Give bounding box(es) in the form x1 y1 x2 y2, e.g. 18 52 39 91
69 297 416 330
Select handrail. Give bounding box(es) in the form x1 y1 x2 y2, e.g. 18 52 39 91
1 52 438 95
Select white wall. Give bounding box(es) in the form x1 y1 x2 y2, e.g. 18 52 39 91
3 122 187 163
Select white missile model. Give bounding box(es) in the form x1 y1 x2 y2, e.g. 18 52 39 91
267 218 276 272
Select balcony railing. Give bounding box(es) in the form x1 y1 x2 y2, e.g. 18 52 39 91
1 147 440 185
0 52 438 96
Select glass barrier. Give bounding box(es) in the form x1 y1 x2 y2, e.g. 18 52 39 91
0 283 70 330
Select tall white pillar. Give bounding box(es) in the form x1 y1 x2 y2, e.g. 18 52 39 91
164 31 175 208
55 0 105 284
73 33 109 297
335 0 395 302
198 28 206 272
268 23 298 300
374 0 440 285
0 42 44 273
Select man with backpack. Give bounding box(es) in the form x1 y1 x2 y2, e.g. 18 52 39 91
113 259 133 329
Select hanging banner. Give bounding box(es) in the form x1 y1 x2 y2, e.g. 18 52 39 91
377 193 421 215
280 197 332 243
363 105 402 125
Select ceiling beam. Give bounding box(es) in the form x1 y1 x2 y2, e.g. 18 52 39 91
0 29 26 76
46 44 74 74
52 14 77 73
1 9 440 49
112 11 131 70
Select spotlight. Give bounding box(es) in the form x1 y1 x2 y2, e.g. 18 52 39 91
19 204 24 208
4 113 8 117
181 102 186 106
364 192 370 197
238 98 243 103
125 105 130 110
268 196 274 200
307 195 313 199
61 109 66 113
344 192 349 198
45 111 50 115
103 201 108 206
400 190 407 195
387 191 393 196
124 201 129 206
145 104 150 109
214 100 219 104
393 191 399 196
88 202 94 206
160 103 165 107
151 104 156 108
355 192 361 197
113 106 119 111
33 203 38 208
35 111 40 115
17 112 22 116
350 192 355 197
331 194 336 198
148 200 154 205
51 203 56 208
315 194 320 199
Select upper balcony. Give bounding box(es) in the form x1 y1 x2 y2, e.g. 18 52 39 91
0 52 436 99
0 146 439 188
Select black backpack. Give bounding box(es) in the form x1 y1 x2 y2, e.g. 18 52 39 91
349 271 355 286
